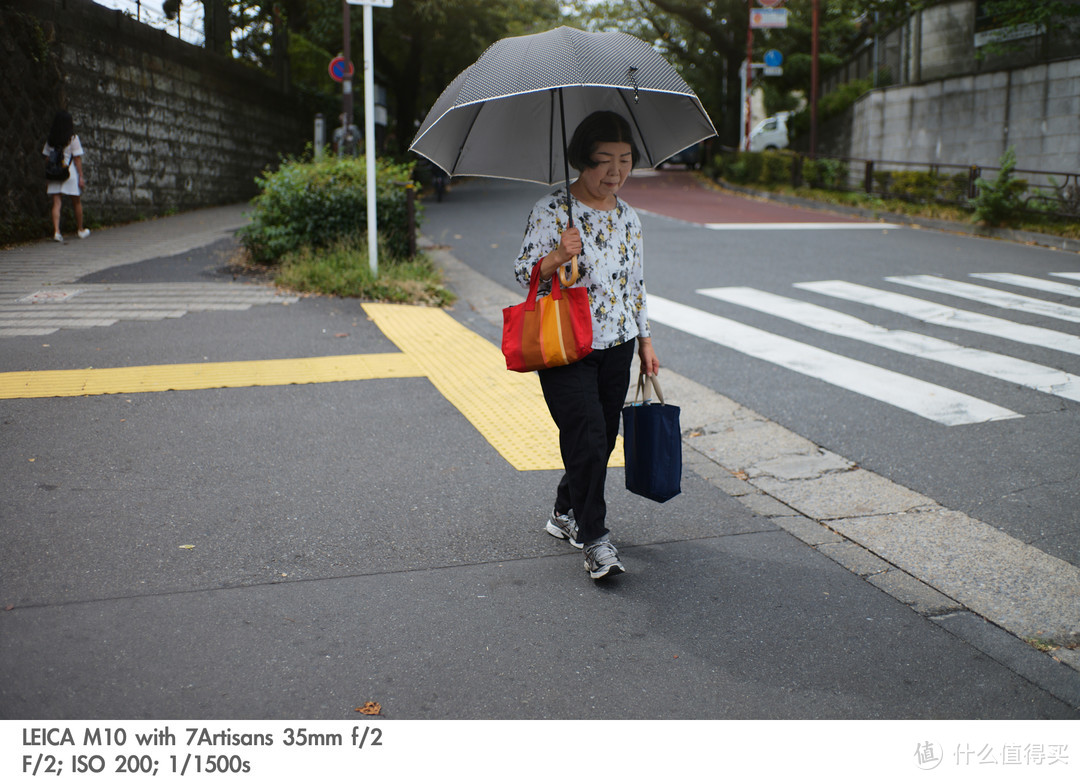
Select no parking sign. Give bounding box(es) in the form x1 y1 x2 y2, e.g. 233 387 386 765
328 56 355 82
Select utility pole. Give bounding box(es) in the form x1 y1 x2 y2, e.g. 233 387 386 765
340 0 353 158
745 0 754 151
811 0 819 158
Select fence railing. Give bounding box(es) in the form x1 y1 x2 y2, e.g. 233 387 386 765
715 147 1080 220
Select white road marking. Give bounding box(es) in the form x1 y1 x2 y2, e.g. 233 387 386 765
647 295 1021 426
699 287 1080 404
795 280 1080 357
705 222 901 230
887 275 1080 323
970 272 1080 297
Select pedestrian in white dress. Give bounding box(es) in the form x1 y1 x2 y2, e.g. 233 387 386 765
43 110 90 243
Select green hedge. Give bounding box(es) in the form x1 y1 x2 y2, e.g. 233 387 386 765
873 170 971 203
239 155 420 265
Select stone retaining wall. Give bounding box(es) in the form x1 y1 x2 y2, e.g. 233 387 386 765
1 0 312 244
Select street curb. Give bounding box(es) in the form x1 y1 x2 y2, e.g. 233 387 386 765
714 181 1080 254
426 237 1080 710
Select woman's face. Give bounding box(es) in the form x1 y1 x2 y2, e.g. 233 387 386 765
577 141 633 202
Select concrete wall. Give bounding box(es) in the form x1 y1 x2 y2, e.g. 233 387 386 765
823 0 1080 94
917 2 976 82
850 58 1080 177
1 0 313 244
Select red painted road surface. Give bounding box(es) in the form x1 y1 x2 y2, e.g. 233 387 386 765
620 169 860 224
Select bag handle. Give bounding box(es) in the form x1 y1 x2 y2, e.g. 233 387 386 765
633 372 665 405
526 257 562 310
526 252 580 311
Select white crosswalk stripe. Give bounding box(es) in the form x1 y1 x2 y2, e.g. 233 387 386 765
970 273 1080 297
0 283 298 337
650 270 1080 426
794 280 1080 357
887 275 1080 323
699 287 1080 404
647 295 1021 426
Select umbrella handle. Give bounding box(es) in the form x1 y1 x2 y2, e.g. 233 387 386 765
558 254 580 287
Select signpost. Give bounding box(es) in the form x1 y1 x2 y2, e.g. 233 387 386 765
745 1 788 149
345 0 393 274
750 8 788 28
764 48 783 77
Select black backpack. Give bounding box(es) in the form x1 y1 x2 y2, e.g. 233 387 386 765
45 146 69 182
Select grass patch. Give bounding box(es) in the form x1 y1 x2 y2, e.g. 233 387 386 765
247 236 455 306
1024 637 1059 653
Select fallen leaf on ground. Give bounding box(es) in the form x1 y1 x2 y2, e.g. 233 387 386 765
355 701 382 715
179 545 195 550
733 470 749 480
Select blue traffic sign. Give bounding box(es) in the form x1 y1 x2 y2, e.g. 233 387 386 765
764 49 784 68
328 56 355 82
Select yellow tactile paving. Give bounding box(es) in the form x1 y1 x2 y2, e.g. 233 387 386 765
363 303 623 471
0 304 621 472
0 353 424 399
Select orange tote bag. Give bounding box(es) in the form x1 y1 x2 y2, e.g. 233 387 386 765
502 257 593 372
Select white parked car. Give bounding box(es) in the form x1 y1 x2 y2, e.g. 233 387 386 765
749 112 790 152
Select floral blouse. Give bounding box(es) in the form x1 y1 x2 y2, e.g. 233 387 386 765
515 190 650 351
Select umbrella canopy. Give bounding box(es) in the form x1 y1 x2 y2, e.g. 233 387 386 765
410 26 717 185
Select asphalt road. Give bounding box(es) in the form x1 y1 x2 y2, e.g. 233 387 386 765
1 189 1078 749
423 173 1080 569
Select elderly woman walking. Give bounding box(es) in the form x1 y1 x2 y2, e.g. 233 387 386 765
514 110 660 580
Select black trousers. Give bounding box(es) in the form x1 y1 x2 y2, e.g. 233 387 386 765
537 340 635 546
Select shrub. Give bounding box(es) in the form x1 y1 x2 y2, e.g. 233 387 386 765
940 172 972 203
759 151 792 185
727 151 764 184
889 171 940 202
803 157 849 191
970 147 1027 227
239 154 420 265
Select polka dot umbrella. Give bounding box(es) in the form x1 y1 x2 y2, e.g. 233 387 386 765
410 25 716 203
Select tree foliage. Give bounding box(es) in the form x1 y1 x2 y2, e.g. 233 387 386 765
370 0 562 155
569 0 899 147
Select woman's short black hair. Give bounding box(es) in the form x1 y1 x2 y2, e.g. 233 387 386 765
566 111 640 172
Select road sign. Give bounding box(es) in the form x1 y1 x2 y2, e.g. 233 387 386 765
346 0 392 5
328 56 355 83
757 0 785 6
764 49 783 68
751 8 788 28
764 66 783 77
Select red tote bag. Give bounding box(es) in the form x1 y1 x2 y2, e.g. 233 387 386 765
502 257 593 372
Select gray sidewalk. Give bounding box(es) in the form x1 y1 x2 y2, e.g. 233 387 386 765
1 204 1078 719
0 205 296 338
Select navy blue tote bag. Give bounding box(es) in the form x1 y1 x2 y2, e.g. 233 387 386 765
621 374 682 503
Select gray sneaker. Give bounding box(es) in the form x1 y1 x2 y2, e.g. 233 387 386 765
583 539 625 580
545 508 583 549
